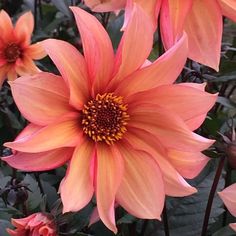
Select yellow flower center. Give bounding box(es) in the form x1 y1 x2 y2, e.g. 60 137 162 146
82 93 129 145
4 43 22 63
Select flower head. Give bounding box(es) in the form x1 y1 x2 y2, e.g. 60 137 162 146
3 5 217 233
7 213 57 236
218 184 236 232
84 0 236 71
0 10 46 87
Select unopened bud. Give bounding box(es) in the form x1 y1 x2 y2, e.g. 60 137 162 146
227 141 236 169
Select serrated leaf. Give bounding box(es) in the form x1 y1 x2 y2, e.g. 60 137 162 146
23 174 42 210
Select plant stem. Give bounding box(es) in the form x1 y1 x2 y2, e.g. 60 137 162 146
163 203 170 236
201 157 225 236
222 163 231 226
140 220 148 236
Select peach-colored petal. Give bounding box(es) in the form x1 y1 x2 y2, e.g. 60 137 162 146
4 119 82 153
160 0 192 49
167 149 210 179
0 64 9 87
11 215 35 228
61 139 95 212
96 143 124 233
115 33 188 97
219 0 236 22
10 72 75 126
42 39 89 110
0 10 14 40
24 42 47 60
14 11 34 45
109 4 153 88
70 7 114 95
184 0 222 71
15 56 40 75
84 0 126 12
218 183 236 217
124 0 161 30
0 57 7 67
128 105 214 152
116 142 164 220
125 128 197 196
229 223 236 232
15 123 42 141
126 83 217 131
2 147 73 171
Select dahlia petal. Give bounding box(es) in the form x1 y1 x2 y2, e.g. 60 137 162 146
70 7 114 94
167 149 210 179
218 183 236 217
11 215 35 228
219 0 236 22
7 67 17 81
15 56 40 75
10 72 75 126
84 0 126 12
127 83 217 130
4 119 82 153
110 4 153 87
184 0 222 71
61 139 95 213
2 147 73 171
160 0 192 49
0 64 9 87
42 39 89 110
15 11 34 45
115 33 188 97
124 0 161 30
0 10 14 39
125 128 197 196
129 105 214 152
96 144 124 233
116 142 164 220
0 58 6 67
229 223 236 232
15 124 42 142
25 43 47 60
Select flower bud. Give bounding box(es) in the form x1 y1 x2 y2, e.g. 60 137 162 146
227 141 236 169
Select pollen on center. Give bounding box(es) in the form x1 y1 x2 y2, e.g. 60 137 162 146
81 93 129 145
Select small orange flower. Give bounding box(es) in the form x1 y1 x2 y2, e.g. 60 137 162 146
3 6 217 233
7 213 57 236
218 184 236 232
0 10 46 87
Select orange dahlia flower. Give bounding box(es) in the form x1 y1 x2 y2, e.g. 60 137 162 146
218 184 236 232
0 10 46 87
7 213 57 236
3 6 217 233
84 0 236 71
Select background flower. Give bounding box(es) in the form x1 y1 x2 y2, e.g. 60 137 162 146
218 184 236 232
84 0 236 71
7 213 57 236
0 10 46 87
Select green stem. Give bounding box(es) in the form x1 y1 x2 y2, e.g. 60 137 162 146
201 157 225 236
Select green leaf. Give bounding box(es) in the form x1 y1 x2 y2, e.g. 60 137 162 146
23 174 42 210
212 226 236 236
